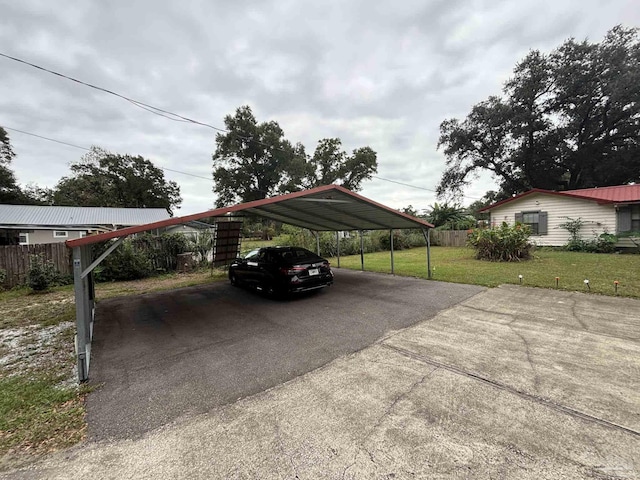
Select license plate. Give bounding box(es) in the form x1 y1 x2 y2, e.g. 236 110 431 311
308 268 319 276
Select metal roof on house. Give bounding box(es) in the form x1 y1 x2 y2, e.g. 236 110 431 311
0 205 170 228
480 184 640 212
67 184 433 248
561 185 640 203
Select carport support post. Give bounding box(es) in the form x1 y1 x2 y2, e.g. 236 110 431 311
335 231 340 268
73 246 89 382
390 229 395 275
359 230 365 271
315 231 320 256
424 228 432 279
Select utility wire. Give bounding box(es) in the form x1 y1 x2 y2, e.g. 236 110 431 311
1 52 478 198
0 52 225 131
3 126 90 151
3 125 212 181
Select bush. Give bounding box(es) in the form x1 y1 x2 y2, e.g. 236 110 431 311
93 233 192 282
559 217 618 253
94 241 153 281
467 222 533 261
274 226 427 257
565 233 618 253
27 254 59 291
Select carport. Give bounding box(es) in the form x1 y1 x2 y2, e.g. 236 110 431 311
66 184 434 382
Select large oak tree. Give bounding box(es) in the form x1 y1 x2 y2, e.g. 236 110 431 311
53 147 182 214
437 26 640 199
212 106 377 207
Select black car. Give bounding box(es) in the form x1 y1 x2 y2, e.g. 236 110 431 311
229 246 333 296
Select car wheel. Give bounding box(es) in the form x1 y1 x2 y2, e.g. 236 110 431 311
229 271 239 286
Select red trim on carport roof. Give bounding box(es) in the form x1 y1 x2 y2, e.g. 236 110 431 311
66 184 433 248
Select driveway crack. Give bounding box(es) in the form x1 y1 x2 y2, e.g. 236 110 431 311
342 366 439 479
507 324 540 393
569 297 589 331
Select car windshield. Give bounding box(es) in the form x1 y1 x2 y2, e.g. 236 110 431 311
244 249 260 260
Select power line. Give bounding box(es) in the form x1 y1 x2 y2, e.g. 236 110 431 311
1 52 477 198
371 175 436 193
0 52 225 131
4 124 478 198
3 125 212 181
3 126 90 151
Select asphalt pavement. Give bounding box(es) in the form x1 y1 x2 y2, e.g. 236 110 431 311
85 269 483 440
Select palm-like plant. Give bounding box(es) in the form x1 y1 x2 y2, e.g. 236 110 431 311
426 202 474 229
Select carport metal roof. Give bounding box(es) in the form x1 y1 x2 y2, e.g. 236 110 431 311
66 185 434 383
67 184 432 248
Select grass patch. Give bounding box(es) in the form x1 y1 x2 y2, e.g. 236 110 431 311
95 268 227 299
0 375 93 464
239 238 275 255
330 246 640 298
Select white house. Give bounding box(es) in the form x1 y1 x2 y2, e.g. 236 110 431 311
0 205 171 246
480 185 640 247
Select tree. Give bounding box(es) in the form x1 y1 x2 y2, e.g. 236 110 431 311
437 26 640 199
212 106 301 207
467 191 502 219
301 138 377 191
0 126 24 204
426 202 474 229
53 147 182 214
212 106 378 207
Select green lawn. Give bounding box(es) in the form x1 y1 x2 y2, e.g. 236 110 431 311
329 246 640 298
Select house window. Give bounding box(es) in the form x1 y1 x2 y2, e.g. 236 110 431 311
522 212 540 235
515 211 548 235
632 205 640 231
19 233 29 245
53 231 68 238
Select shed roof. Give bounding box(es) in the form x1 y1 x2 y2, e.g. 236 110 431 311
480 184 640 212
0 205 170 228
67 185 433 248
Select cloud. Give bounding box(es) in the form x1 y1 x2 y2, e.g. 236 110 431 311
1 0 638 215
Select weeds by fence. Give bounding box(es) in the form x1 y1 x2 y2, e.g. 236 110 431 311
0 243 71 288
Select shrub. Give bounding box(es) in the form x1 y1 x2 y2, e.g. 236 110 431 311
558 217 618 253
27 254 59 291
584 233 618 253
94 241 153 281
274 226 427 257
467 222 533 261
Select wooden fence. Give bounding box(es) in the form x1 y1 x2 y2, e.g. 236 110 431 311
430 230 470 247
0 243 71 289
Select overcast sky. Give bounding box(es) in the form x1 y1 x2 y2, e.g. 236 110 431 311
1 1 639 215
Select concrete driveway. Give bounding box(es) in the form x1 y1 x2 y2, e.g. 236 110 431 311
4 273 640 479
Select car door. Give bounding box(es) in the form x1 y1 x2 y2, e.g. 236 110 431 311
236 249 259 285
251 249 272 287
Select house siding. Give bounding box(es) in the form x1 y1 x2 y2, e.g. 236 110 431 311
488 193 616 247
28 229 86 245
